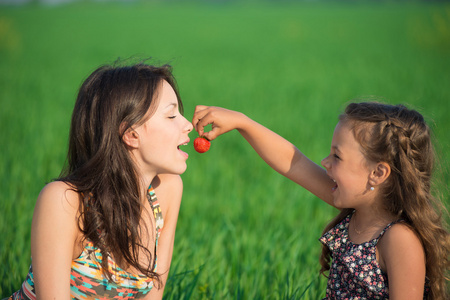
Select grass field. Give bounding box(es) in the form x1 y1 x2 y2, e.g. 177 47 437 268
0 1 449 298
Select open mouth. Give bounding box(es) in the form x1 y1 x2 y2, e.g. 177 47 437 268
177 138 190 149
177 140 190 158
331 180 338 192
177 142 188 150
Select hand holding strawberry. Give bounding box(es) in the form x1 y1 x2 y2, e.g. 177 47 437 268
193 136 211 153
192 105 245 141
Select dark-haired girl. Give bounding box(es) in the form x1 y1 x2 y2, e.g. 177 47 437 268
8 63 193 299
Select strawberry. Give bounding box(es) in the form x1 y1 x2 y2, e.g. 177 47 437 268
193 137 211 153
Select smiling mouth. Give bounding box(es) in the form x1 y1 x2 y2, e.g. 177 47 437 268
332 180 338 192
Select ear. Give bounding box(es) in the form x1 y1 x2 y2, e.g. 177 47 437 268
369 162 391 186
122 127 140 149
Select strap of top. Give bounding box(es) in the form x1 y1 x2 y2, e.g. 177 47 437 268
374 219 403 244
146 185 164 271
146 185 164 241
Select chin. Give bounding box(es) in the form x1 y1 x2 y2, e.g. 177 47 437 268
178 167 187 175
333 199 344 209
171 164 188 175
179 163 188 174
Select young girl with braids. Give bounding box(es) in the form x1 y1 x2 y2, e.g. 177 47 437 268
192 102 449 299
5 62 193 299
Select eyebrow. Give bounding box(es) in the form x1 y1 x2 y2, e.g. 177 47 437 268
331 145 341 153
163 103 178 110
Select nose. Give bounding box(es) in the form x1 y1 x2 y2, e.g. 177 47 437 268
183 116 193 132
321 155 330 170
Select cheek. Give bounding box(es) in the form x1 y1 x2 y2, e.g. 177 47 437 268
148 128 177 152
146 125 168 141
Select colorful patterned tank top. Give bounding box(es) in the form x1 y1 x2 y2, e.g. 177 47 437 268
9 185 163 300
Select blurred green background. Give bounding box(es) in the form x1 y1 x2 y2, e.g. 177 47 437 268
1 0 449 298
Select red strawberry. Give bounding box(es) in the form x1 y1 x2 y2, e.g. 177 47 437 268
193 137 211 153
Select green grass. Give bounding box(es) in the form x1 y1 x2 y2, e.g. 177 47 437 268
1 1 449 298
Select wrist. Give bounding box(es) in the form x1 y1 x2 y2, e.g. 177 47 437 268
235 113 256 133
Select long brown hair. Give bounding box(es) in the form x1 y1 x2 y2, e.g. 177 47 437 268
59 62 183 285
320 102 449 299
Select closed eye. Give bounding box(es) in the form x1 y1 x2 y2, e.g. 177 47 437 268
333 154 341 160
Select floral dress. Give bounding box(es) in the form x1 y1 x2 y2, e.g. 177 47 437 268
319 212 428 299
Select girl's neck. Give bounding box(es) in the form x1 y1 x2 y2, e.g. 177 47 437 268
143 172 157 189
138 175 157 203
350 208 396 242
353 202 396 223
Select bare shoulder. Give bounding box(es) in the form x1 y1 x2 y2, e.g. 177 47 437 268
152 174 183 199
380 222 423 249
37 181 80 214
378 222 425 271
151 175 183 218
31 181 82 259
33 181 81 235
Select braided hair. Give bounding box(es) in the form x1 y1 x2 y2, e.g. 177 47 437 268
319 102 449 299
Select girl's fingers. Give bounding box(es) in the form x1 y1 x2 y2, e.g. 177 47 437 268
194 105 208 114
192 106 215 136
192 105 233 141
196 114 217 140
192 105 209 134
204 125 222 141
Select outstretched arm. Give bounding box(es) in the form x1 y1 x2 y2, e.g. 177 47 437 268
192 105 335 206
